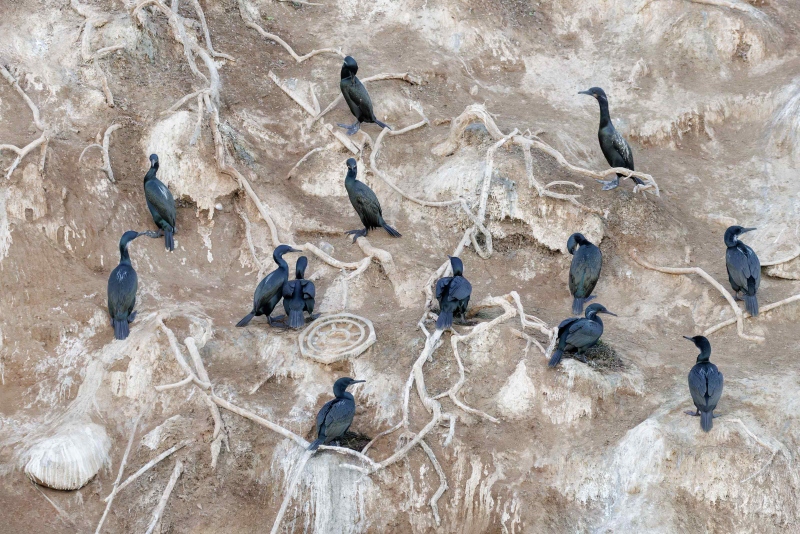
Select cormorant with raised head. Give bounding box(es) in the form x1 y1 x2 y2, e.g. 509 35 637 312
548 303 616 367
344 158 401 242
236 244 300 327
724 225 761 316
338 56 391 135
684 335 723 432
108 231 141 340
567 232 602 314
308 377 366 451
282 256 318 329
578 87 644 191
143 154 177 251
435 256 472 330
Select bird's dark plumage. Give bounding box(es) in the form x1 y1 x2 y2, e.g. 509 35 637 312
548 303 616 367
282 256 316 329
579 87 643 191
724 226 761 316
236 244 300 327
344 158 401 243
143 154 177 251
337 56 391 135
567 233 602 315
308 377 365 451
684 335 723 432
435 256 472 330
107 231 140 340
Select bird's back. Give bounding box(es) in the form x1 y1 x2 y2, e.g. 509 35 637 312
688 362 723 411
254 267 287 308
144 178 176 227
565 318 603 350
108 264 138 317
447 276 472 303
340 76 373 122
320 397 356 441
726 244 760 293
347 179 383 227
569 245 602 297
599 125 634 171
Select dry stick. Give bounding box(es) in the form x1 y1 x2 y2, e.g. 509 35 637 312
154 374 194 392
95 413 143 534
314 73 423 123
189 0 235 60
1 134 47 179
0 65 44 130
704 293 800 336
629 249 764 342
270 449 313 534
104 440 192 502
97 66 114 107
161 89 210 115
360 421 403 455
419 439 447 527
184 335 228 466
144 460 183 534
287 145 331 179
241 18 343 63
158 321 211 388
93 44 125 61
235 204 267 277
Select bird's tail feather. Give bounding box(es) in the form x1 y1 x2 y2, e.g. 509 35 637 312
700 411 713 432
308 438 323 451
436 311 453 330
113 318 130 340
382 222 401 238
745 294 758 316
236 312 255 327
548 348 564 368
572 297 585 315
165 230 174 251
288 310 305 329
374 119 391 131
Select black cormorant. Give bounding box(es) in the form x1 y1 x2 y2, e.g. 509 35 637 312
548 303 616 367
308 377 366 451
143 154 177 251
684 335 723 432
344 158 401 242
282 256 318 329
724 225 761 316
568 233 602 314
435 256 472 330
337 56 391 135
107 231 141 340
236 244 300 327
578 87 644 190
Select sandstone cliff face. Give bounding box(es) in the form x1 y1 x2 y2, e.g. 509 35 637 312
1 0 799 532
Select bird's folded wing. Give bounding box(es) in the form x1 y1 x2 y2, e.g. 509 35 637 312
321 400 353 440
447 277 472 302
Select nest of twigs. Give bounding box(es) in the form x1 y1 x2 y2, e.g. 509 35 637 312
575 340 624 371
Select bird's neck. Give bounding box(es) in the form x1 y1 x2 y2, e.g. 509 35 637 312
696 343 711 362
598 99 611 129
725 236 738 248
341 67 354 81
336 391 355 401
144 167 157 183
588 312 602 327
345 169 357 184
119 244 131 264
273 253 288 271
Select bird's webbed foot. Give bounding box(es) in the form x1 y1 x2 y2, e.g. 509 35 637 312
575 353 588 364
268 315 289 329
308 313 321 322
139 230 164 239
712 413 722 418
128 311 137 323
345 228 367 243
684 410 701 416
596 177 620 190
631 176 645 185
733 291 743 302
337 121 361 136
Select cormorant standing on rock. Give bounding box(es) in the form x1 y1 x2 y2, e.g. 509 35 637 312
236 244 300 327
568 233 602 315
548 303 616 367
578 87 644 190
724 225 761 316
143 154 177 251
338 56 391 135
308 377 366 451
435 256 472 330
108 231 141 340
282 256 318 329
344 158 401 242
684 335 723 432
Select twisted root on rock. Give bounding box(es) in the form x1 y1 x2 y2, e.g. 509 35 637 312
79 123 121 183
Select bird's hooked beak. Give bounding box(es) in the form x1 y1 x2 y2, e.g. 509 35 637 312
741 227 757 234
682 336 694 342
601 310 618 317
578 90 597 99
351 379 366 385
289 248 302 254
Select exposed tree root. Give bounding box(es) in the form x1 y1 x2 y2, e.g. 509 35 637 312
287 144 333 179
71 1 123 107
1 134 48 180
190 0 234 60
704 293 800 336
419 439 447 526
144 459 183 534
241 14 343 63
95 413 142 534
0 65 44 130
103 440 192 502
79 123 121 183
629 249 764 342
271 449 313 534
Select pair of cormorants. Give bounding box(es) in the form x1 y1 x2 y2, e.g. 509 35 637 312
237 245 317 329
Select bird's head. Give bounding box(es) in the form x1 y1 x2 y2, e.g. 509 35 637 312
295 256 308 279
273 244 301 261
149 153 159 170
585 303 616 319
578 87 607 103
724 225 756 247
448 255 464 277
683 335 711 361
567 233 587 255
342 56 358 78
333 377 366 397
120 230 140 247
346 158 358 171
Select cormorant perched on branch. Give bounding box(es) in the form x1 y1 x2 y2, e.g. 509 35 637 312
578 87 644 191
684 335 723 432
143 154 177 251
108 231 141 340
282 256 318 329
308 377 366 451
724 225 761 316
337 56 391 136
236 244 300 327
435 256 472 330
344 158 401 243
549 303 616 367
567 233 602 315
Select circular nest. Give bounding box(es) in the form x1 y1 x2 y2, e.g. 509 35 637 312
298 313 376 364
579 340 624 372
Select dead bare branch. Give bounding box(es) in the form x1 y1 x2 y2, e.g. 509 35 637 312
104 440 192 502
144 459 183 534
0 65 44 130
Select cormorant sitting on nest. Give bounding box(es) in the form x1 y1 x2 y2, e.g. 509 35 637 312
549 303 616 367
308 377 366 451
